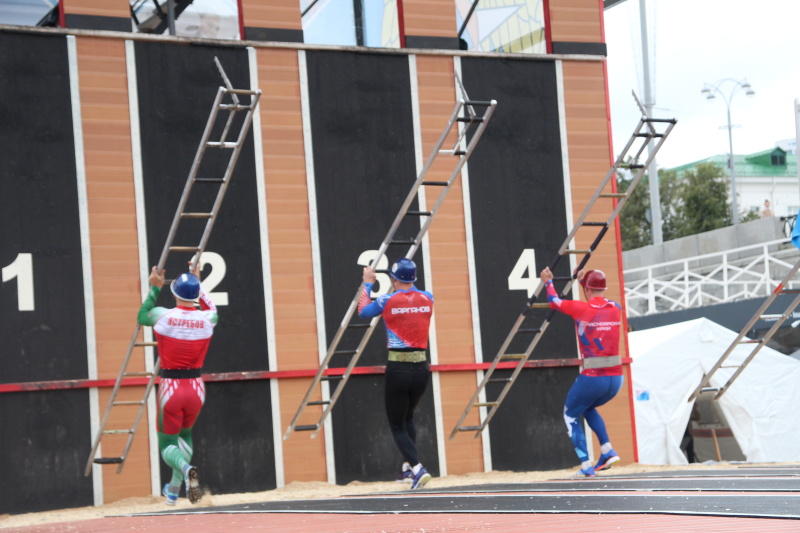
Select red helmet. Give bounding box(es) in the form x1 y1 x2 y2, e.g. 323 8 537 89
580 270 607 290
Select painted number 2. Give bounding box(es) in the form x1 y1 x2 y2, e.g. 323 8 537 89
2 253 35 311
508 249 537 298
198 251 228 306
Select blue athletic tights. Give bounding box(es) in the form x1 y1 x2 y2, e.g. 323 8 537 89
563 374 623 462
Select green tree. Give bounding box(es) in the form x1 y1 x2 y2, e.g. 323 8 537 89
672 162 731 238
617 166 683 250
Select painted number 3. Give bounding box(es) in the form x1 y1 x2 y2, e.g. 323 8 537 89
2 253 35 311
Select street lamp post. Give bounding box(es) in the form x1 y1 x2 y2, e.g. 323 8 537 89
701 79 755 225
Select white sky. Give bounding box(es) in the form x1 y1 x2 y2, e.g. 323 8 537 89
604 0 800 169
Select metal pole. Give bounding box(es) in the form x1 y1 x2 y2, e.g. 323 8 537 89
726 104 739 224
167 0 176 36
639 0 662 244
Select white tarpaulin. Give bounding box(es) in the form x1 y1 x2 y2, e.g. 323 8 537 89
629 317 800 464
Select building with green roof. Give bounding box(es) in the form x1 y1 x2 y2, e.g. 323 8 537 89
668 145 799 219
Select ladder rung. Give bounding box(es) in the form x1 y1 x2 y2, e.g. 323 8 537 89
500 354 526 360
169 246 201 252
563 249 591 255
294 424 319 432
529 303 550 309
194 178 225 183
93 457 124 464
582 222 608 227
123 371 154 377
321 375 343 381
457 116 484 123
634 133 664 138
760 314 784 320
644 118 677 124
464 100 494 106
103 429 134 435
624 164 645 169
348 323 372 329
333 350 358 356
422 181 449 186
517 328 542 334
600 193 627 198
453 150 466 156
780 289 800 294
457 425 483 432
134 341 157 347
406 211 432 216
389 239 417 245
552 276 572 281
112 400 144 406
218 103 251 111
474 402 498 407
488 378 512 383
740 339 763 344
701 387 720 393
181 212 213 219
308 401 331 406
206 141 238 148
720 365 741 369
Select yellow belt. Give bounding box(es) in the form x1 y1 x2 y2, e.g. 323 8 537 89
388 350 427 363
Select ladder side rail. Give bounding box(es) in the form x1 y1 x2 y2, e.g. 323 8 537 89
155 87 226 270
557 120 648 255
307 317 383 438
409 102 497 255
194 100 260 260
84 323 146 475
715 292 800 400
283 296 367 437
114 358 161 473
689 257 800 401
449 310 530 438
603 121 677 226
687 290 784 402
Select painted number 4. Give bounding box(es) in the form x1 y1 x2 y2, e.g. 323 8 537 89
2 253 35 311
508 249 537 298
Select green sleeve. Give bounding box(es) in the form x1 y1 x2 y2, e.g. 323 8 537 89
137 286 162 326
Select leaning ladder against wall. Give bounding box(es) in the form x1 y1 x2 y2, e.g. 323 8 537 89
284 77 497 440
451 93 677 438
84 60 261 475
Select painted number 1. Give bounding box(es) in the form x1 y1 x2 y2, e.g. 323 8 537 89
2 253 35 311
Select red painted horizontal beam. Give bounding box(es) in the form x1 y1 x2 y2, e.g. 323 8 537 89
0 357 631 394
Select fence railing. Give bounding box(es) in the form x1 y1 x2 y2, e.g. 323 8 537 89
624 238 800 317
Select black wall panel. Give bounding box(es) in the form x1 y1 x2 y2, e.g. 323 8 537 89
305 50 438 482
460 57 579 470
134 41 276 491
0 390 94 514
0 33 93 512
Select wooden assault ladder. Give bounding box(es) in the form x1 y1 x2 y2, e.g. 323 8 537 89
688 256 800 402
84 60 260 475
450 95 676 438
284 81 497 440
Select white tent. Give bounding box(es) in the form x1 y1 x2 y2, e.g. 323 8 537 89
629 317 800 464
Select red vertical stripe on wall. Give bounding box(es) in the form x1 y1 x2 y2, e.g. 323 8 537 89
237 0 245 40
396 0 406 48
58 0 65 27
542 0 552 54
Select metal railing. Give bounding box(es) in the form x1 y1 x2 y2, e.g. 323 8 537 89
624 238 800 317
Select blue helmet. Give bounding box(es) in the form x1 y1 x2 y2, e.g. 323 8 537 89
171 273 201 301
390 258 417 283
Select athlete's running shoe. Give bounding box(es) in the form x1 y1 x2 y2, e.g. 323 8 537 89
162 483 179 506
410 467 431 490
183 465 203 504
396 469 414 483
575 466 596 477
595 450 620 471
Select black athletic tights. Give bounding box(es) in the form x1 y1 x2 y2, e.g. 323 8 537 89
384 360 430 466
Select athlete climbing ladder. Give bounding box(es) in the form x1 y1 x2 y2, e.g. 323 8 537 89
451 93 676 438
84 59 260 475
284 78 497 440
